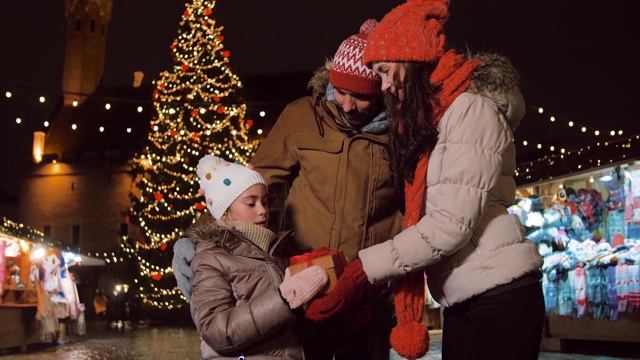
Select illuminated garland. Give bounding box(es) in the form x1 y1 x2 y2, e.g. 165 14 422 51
517 105 627 153
515 134 640 186
0 216 71 250
122 0 260 310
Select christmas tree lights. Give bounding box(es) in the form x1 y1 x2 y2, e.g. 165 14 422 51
124 0 260 311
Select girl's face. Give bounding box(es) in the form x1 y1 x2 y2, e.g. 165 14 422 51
221 184 269 227
372 62 405 101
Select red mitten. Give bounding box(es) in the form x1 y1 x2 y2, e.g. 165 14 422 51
305 259 377 321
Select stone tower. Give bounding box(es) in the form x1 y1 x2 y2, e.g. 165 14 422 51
61 0 112 106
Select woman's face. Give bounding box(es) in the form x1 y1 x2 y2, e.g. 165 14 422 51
372 62 405 100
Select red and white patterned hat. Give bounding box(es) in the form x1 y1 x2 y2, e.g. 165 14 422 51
329 19 381 96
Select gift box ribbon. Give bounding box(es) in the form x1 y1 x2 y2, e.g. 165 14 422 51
289 247 347 268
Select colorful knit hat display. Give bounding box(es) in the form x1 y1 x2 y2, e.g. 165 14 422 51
196 154 266 220
329 19 381 96
362 0 449 66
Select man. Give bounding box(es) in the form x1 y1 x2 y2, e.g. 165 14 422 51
173 19 403 360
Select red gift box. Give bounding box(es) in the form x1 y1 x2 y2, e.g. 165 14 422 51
287 247 347 295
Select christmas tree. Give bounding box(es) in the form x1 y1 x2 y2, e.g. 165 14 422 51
122 0 260 318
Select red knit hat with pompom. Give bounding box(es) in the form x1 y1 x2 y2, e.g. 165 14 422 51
329 19 381 96
363 0 449 66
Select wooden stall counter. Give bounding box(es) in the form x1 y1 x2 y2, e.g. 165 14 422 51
0 303 42 352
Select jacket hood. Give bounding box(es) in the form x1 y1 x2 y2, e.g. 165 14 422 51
307 59 332 96
466 52 525 131
184 214 223 244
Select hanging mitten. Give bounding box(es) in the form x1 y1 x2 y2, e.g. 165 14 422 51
574 266 587 317
305 259 378 321
279 265 329 309
172 237 196 301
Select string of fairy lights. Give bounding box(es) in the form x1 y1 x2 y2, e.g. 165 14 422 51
122 0 260 309
517 105 628 156
4 98 628 160
515 134 639 184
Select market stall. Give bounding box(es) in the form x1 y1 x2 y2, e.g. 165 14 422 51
511 160 640 350
1 218 87 351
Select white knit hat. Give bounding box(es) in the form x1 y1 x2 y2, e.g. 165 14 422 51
196 154 266 220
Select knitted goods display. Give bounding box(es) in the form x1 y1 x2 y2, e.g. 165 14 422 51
362 0 450 66
329 19 381 96
196 154 265 219
390 50 480 360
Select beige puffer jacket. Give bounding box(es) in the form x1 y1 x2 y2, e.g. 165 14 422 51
187 216 304 360
359 53 543 307
250 61 403 263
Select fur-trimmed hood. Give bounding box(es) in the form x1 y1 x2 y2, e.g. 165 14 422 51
466 52 525 131
184 214 223 245
307 59 332 96
184 215 291 257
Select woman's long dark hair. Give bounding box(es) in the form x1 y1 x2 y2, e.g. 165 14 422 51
385 62 441 193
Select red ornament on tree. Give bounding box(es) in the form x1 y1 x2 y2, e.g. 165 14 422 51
217 106 225 114
213 96 221 102
154 193 163 202
204 8 212 16
191 133 200 141
191 110 198 116
195 202 205 211
171 130 178 137
170 43 176 50
217 35 224 41
183 10 190 18
247 119 254 128
222 50 231 58
184 157 189 164
152 273 162 281
181 64 189 72
161 243 168 251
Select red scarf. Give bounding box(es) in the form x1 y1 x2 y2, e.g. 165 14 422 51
390 50 480 359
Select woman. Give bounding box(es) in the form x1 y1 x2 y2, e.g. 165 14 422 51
305 0 545 359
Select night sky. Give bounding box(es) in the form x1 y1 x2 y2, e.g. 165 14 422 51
0 0 637 195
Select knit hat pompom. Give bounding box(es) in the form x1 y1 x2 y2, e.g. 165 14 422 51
390 322 430 360
329 19 382 96
359 18 378 34
196 154 266 220
363 0 450 66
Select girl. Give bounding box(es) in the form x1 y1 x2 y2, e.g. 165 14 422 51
188 154 328 359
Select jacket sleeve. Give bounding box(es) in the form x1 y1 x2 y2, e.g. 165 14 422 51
190 254 296 353
251 102 300 206
360 93 514 283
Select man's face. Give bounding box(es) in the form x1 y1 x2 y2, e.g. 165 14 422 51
332 87 383 128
